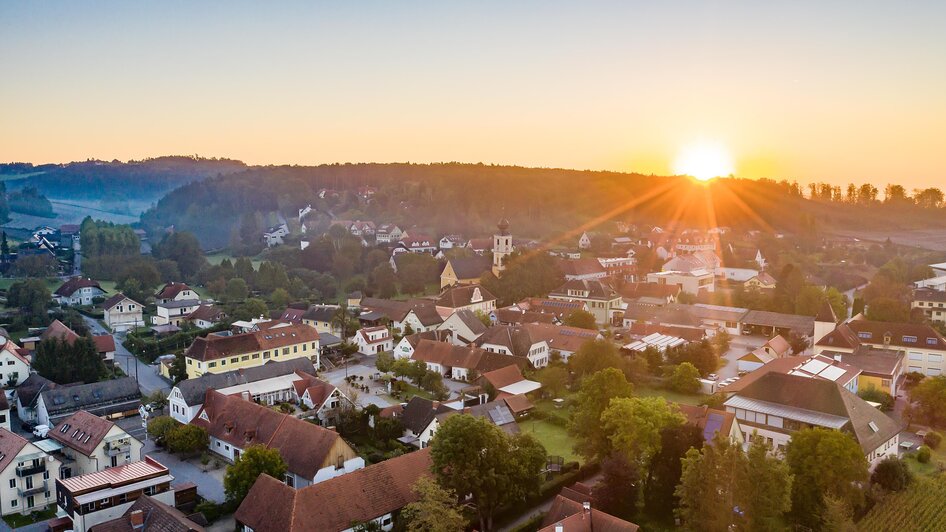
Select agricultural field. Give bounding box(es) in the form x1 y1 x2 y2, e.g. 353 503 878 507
858 476 946 530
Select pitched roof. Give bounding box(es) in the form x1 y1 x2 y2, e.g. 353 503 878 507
816 299 838 323
192 391 343 479
102 293 142 311
93 334 117 354
409 302 445 327
677 404 736 444
40 377 142 422
846 319 946 352
520 323 600 354
0 429 30 473
55 277 104 297
476 326 543 358
541 495 639 532
411 339 524 372
816 323 861 350
184 322 320 362
913 288 946 303
187 304 226 322
235 448 433 532
435 284 496 309
493 308 556 325
399 330 454 350
502 394 534 414
16 373 58 408
358 298 411 322
741 309 814 335
517 298 584 320
400 396 450 434
155 283 193 300
616 282 680 300
549 279 618 300
41 319 81 345
446 256 492 280
89 494 205 532
447 309 489 337
727 373 901 453
480 365 527 390
557 258 607 277
49 410 116 456
175 358 316 405
301 305 338 322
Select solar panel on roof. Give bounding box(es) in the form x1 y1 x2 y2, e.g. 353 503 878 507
488 406 515 426
818 365 847 382
799 359 829 375
703 413 725 441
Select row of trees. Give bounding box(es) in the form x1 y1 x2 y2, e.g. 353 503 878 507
807 182 946 208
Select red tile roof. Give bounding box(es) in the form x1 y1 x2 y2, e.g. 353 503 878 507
185 322 319 362
411 339 523 373
55 277 104 297
49 410 116 457
93 335 116 354
235 448 432 532
541 495 639 532
155 282 194 300
59 456 168 495
0 429 30 473
41 319 81 345
102 293 141 311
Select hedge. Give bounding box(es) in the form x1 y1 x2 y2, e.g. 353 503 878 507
125 323 229 361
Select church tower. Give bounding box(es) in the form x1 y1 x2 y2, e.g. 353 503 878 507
492 218 513 277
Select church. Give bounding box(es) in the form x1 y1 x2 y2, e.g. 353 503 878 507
440 218 513 289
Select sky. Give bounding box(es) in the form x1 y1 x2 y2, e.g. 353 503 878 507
2 1 945 188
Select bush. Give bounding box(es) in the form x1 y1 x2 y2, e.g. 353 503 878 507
871 456 912 492
858 386 895 411
905 371 926 389
194 499 237 524
924 431 943 450
917 445 932 464
147 416 180 446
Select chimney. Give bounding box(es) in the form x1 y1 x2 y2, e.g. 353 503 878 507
129 510 144 529
241 391 251 401
555 525 564 532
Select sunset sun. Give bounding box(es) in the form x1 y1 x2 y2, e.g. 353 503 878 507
673 141 734 181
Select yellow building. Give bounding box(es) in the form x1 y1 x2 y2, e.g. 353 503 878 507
440 256 491 289
184 321 320 379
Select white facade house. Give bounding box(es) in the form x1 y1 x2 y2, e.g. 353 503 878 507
0 338 30 388
102 294 143 333
354 327 393 355
48 411 143 477
647 269 716 295
0 429 61 517
53 278 106 307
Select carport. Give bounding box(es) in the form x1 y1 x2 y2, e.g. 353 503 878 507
740 310 814 338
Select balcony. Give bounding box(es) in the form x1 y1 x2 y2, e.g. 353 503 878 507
18 480 46 496
105 442 131 457
16 463 46 477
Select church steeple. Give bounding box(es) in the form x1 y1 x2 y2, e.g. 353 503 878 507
492 217 513 277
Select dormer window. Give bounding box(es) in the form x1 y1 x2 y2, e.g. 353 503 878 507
903 335 917 343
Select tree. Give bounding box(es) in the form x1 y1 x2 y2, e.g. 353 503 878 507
676 436 792 532
820 495 857 532
165 424 209 456
375 351 395 373
785 428 869 529
430 414 546 532
568 339 624 380
147 416 180 445
643 423 703 520
369 263 397 299
666 340 718 376
601 396 685 467
669 362 701 394
224 445 287 504
170 352 188 383
871 455 912 492
563 309 596 330
592 452 640 522
232 298 268 321
396 253 440 294
152 231 207 280
332 305 358 340
225 278 249 302
7 278 51 322
401 477 465 532
909 375 946 426
535 366 568 398
865 297 910 322
568 368 634 462
786 331 810 354
14 255 57 277
32 336 106 384
270 288 290 309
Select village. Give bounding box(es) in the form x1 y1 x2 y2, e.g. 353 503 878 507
0 207 940 532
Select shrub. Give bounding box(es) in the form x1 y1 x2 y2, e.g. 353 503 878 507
147 416 181 446
858 386 895 411
871 456 912 492
917 445 932 464
924 431 943 450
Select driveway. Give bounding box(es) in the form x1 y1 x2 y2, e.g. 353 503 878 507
144 441 227 503
717 334 768 380
321 363 398 409
82 316 170 397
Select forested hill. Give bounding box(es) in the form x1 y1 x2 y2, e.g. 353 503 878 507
0 156 246 202
139 162 946 250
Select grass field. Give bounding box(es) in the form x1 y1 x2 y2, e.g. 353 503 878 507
520 419 581 464
904 444 946 479
0 277 61 292
636 385 705 406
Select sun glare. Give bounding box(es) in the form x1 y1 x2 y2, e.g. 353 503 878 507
673 141 734 182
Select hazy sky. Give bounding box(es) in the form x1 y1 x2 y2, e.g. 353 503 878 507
2 1 945 188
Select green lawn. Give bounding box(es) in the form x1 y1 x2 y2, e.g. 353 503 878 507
0 277 61 292
521 419 581 464
206 252 263 268
636 385 705 406
904 444 946 479
2 506 57 528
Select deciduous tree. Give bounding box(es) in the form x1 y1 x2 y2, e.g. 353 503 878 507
401 477 466 532
568 368 634 462
224 445 287 504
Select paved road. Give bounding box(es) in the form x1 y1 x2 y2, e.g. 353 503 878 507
144 441 227 503
82 316 170 397
717 334 768 380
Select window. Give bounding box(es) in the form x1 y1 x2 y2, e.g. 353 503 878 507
910 352 924 361
928 338 940 345
929 354 943 363
5 361 12 366
336 455 345 469
143 485 157 496
285 474 295 487
293 346 298 353
220 360 227 366
263 351 271 359
8 479 14 488
208 362 217 368
857 332 872 339
283 348 290 355
11 500 17 508
187 359 193 365
252 354 260 359
903 335 917 343
232 357 239 364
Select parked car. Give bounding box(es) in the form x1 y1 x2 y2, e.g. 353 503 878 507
707 373 719 381
32 425 50 438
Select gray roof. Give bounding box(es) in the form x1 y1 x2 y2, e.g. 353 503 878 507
156 300 201 310
17 373 58 408
741 310 814 335
302 305 338 322
174 358 315 405
452 309 488 337
41 377 142 423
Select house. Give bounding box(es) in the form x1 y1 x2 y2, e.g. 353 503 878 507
87 494 205 532
476 326 551 368
392 330 454 360
491 307 557 326
512 297 584 322
677 404 743 445
409 339 525 381
263 223 290 247
912 288 946 325
92 335 117 362
54 278 106 307
357 298 443 334
154 283 199 305
299 305 341 335
192 390 364 487
557 258 608 281
374 224 404 244
722 355 861 396
744 271 777 291
55 457 174 532
577 231 592 250
354 326 393 355
740 309 815 338
16 374 58 423
102 294 143 333
815 316 946 378
440 256 492 289
235 448 432 532
0 395 8 432
396 396 519 449
396 235 437 254
48 410 143 477
0 335 31 387
478 365 542 397
0 428 62 517
153 300 202 327
723 373 900 464
294 375 353 427
168 358 317 424
737 334 792 372
541 492 640 532
436 309 488 344
646 269 715 295
914 275 946 292
826 346 905 396
37 378 142 428
548 279 623 325
617 282 680 306
184 304 227 329
438 235 465 250
183 321 320 379
432 284 496 317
